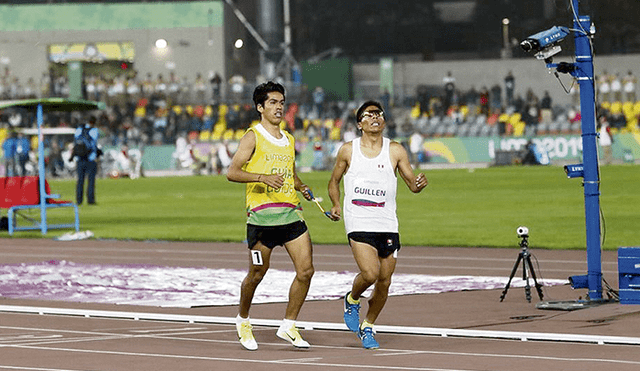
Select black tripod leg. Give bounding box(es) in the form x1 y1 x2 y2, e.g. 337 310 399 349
500 254 523 302
522 255 531 302
525 255 544 300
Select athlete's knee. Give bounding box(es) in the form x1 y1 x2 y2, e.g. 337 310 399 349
361 267 380 285
375 276 392 292
246 266 269 285
296 264 314 283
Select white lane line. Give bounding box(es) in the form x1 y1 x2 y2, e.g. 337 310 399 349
130 327 207 333
0 335 132 348
0 325 125 337
0 335 63 344
2 327 640 369
6 340 640 371
0 345 478 371
370 349 640 366
2 305 639 346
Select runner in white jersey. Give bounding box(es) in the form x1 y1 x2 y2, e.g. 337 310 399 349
343 136 398 234
328 100 428 349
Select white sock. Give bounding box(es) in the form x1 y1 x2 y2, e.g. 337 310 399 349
280 318 295 330
236 314 249 326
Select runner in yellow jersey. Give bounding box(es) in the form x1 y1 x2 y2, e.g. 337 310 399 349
227 81 315 350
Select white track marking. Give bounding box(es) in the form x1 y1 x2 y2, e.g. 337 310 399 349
2 305 640 346
2 323 640 369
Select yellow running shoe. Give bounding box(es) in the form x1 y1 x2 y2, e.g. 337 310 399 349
276 324 310 348
237 320 258 350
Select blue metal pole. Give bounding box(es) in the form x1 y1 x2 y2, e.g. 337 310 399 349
37 103 48 234
571 0 602 299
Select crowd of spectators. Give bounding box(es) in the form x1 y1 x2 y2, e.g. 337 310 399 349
1 67 639 167
406 70 639 140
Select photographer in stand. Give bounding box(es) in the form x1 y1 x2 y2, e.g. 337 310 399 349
521 140 549 166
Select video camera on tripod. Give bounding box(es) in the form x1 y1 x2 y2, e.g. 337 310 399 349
516 226 529 237
500 226 544 303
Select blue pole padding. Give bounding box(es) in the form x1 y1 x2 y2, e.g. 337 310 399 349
569 274 589 289
37 103 48 235
572 1 602 299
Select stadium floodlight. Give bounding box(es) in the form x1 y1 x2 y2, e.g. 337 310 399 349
155 39 168 49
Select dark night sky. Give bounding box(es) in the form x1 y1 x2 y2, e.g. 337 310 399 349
7 0 640 60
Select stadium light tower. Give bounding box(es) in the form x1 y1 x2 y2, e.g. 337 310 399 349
501 18 511 58
224 0 297 82
275 0 300 84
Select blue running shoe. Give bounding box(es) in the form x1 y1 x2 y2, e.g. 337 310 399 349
343 292 360 332
359 326 379 349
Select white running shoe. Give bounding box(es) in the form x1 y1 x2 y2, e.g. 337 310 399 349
276 324 310 348
236 320 258 350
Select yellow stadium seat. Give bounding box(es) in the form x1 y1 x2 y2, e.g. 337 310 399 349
509 113 522 126
199 131 211 141
460 105 469 118
410 104 421 119
186 105 194 115
609 101 622 114
513 121 526 136
330 127 341 141
211 131 222 141
213 123 226 133
223 129 234 140
172 106 182 114
205 105 213 116
219 104 228 116
134 106 146 117
235 129 245 140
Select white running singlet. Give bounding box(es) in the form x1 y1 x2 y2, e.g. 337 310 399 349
343 137 398 234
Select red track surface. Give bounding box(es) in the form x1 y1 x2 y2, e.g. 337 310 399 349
1 238 640 371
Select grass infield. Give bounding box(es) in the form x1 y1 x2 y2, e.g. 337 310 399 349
5 164 638 250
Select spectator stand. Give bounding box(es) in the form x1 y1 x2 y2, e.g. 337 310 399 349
0 98 104 235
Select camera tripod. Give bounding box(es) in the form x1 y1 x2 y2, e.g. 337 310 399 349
499 233 544 303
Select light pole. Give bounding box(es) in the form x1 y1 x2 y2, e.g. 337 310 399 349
501 18 511 58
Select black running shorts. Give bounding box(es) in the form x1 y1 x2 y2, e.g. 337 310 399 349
247 220 308 249
347 231 400 258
